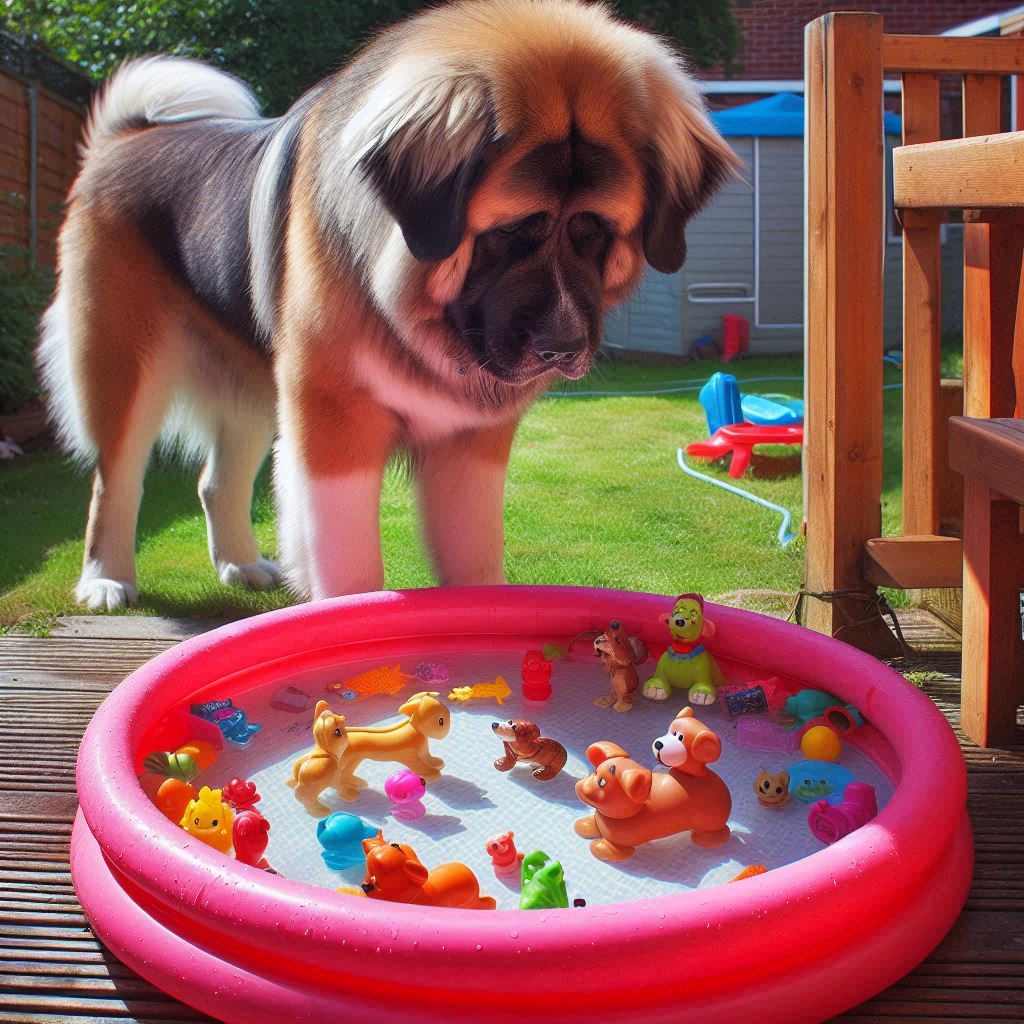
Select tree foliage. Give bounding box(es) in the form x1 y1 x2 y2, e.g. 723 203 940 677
3 0 740 115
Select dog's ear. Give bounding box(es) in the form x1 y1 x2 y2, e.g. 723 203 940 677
402 859 430 886
690 728 722 766
619 766 652 805
586 741 629 767
313 700 331 719
676 707 694 720
640 55 741 274
350 68 496 262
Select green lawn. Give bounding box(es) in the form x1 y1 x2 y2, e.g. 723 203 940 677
0 355 907 631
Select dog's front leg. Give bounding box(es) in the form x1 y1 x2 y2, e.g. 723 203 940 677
414 420 517 586
276 366 399 600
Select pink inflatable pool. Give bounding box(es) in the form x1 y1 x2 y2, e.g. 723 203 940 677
72 587 972 1023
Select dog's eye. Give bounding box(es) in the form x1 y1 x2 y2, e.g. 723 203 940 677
333 728 342 737
597 778 607 788
567 212 613 260
391 843 402 850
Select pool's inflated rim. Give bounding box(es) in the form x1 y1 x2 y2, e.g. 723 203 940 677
72 587 973 1024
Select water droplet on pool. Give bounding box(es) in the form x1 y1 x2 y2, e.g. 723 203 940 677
509 930 519 939
391 928 398 940
475 944 482 951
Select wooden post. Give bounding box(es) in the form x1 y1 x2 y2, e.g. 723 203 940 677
804 13 897 652
901 73 943 537
961 480 1024 746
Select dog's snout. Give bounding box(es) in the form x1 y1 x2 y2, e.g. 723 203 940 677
491 722 499 731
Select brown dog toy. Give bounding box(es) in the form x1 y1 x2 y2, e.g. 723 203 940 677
492 719 567 781
574 735 731 862
593 620 647 712
285 700 349 816
360 833 496 909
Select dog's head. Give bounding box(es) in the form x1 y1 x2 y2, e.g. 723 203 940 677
574 741 652 819
485 830 516 860
491 718 541 747
651 706 721 773
311 700 349 757
399 692 450 740
361 835 429 902
343 0 739 387
594 620 642 667
661 594 711 644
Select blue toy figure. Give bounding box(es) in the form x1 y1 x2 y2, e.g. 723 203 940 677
190 699 262 746
317 812 380 870
787 760 856 805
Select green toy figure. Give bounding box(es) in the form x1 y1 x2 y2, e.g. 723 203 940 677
519 850 568 910
642 593 725 706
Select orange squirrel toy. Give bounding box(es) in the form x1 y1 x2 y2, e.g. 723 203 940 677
359 833 496 910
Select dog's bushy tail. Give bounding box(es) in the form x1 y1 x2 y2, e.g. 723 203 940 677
82 56 260 157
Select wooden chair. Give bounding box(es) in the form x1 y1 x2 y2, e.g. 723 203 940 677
949 418 1024 746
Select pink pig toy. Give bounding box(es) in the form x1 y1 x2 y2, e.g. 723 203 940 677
384 769 427 821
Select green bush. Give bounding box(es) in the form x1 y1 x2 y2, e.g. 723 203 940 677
0 244 53 416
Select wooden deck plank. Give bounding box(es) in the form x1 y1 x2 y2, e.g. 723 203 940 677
0 614 1021 1023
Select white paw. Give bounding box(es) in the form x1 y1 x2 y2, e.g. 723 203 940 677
218 557 282 590
644 685 670 701
75 577 139 612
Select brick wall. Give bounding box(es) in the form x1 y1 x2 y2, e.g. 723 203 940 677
705 0 1014 81
0 36 89 268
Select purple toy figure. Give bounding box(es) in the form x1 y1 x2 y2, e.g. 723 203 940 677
808 782 877 844
384 769 427 821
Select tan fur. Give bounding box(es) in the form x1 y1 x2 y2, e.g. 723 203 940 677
286 700 351 816
492 719 567 780
334 692 450 800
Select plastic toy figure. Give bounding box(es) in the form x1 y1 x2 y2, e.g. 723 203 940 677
232 809 271 867
154 777 195 823
519 850 568 909
190 699 262 746
576 721 731 862
754 769 792 808
448 676 512 705
808 782 877 844
333 692 450 802
521 651 553 701
180 786 234 854
492 719 567 781
317 811 380 870
286 699 350 816
222 777 261 811
593 620 647 712
788 760 856 805
486 831 524 876
384 768 427 820
642 594 725 706
360 833 495 909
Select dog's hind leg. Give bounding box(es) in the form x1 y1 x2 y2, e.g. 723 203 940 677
198 411 280 590
40 220 180 611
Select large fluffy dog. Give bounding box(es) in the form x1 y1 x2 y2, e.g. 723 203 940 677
39 0 737 610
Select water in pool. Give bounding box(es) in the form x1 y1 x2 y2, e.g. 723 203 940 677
178 650 893 909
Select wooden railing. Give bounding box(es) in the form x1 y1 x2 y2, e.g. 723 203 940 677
803 13 1024 652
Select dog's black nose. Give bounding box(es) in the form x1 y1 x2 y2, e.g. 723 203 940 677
361 882 374 894
653 740 663 750
610 620 620 629
491 722 499 730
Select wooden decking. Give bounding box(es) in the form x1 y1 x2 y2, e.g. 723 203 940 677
0 613 1022 1023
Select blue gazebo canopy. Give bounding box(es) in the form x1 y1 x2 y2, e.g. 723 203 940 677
710 92 901 137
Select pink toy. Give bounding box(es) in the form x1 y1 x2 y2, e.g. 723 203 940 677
232 809 271 868
384 769 427 821
222 777 260 811
75 586 971 1024
521 650 553 701
485 831 524 876
685 423 804 478
734 714 799 754
808 782 878 844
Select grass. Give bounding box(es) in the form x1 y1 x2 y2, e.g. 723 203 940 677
0 354 908 629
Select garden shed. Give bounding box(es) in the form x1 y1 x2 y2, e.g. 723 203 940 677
603 92 908 356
